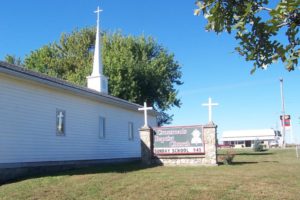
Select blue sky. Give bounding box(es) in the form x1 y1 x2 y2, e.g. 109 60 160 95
1 0 299 142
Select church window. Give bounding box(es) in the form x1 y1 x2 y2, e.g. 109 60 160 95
128 122 134 140
99 116 106 139
56 109 66 135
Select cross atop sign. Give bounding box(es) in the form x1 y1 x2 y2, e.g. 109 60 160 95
138 102 153 128
202 97 219 122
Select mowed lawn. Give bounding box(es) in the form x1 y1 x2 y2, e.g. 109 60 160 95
1 149 300 200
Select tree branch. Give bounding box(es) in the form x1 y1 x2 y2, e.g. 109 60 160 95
258 6 272 12
277 22 289 28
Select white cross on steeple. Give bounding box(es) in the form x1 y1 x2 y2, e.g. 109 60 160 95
138 102 153 128
202 97 218 122
94 6 103 23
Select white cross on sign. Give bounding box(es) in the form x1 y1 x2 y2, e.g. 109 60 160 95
202 97 218 122
138 102 153 128
57 111 64 132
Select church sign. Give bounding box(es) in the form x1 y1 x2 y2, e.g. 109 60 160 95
280 115 291 127
153 125 205 155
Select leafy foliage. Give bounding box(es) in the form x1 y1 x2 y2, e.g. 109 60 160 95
253 140 264 152
102 33 182 125
22 28 182 125
5 55 22 66
219 149 236 165
194 0 300 72
25 28 95 86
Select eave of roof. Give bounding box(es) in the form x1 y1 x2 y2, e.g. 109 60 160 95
0 61 157 116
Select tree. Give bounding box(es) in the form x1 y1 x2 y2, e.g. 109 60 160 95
194 0 300 73
23 28 182 125
25 28 95 86
5 55 22 66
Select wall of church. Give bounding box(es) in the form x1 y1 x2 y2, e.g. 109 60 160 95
0 74 157 165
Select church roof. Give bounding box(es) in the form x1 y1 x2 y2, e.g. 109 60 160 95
0 61 157 116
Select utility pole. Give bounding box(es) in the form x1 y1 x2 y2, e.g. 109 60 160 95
280 78 286 148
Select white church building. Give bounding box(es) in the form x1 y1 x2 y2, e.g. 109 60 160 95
0 6 157 176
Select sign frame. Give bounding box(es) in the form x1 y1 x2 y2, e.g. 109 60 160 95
280 115 291 127
152 125 205 156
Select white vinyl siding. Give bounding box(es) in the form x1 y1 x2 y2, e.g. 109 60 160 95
0 74 157 164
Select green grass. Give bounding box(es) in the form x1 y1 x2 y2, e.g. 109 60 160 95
1 149 300 200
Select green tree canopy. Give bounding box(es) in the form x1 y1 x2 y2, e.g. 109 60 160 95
4 55 22 66
194 0 300 73
18 28 182 125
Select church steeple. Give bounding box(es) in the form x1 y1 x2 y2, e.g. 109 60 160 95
92 6 103 76
87 6 108 94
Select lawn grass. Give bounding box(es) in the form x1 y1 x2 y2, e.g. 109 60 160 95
1 148 300 200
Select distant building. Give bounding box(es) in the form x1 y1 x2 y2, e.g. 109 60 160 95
221 129 281 148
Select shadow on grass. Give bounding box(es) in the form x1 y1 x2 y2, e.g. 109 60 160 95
218 160 279 165
235 152 274 156
261 161 279 163
217 161 258 166
231 161 258 165
2 161 159 185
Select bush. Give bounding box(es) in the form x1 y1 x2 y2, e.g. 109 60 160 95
253 140 264 152
219 150 236 165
